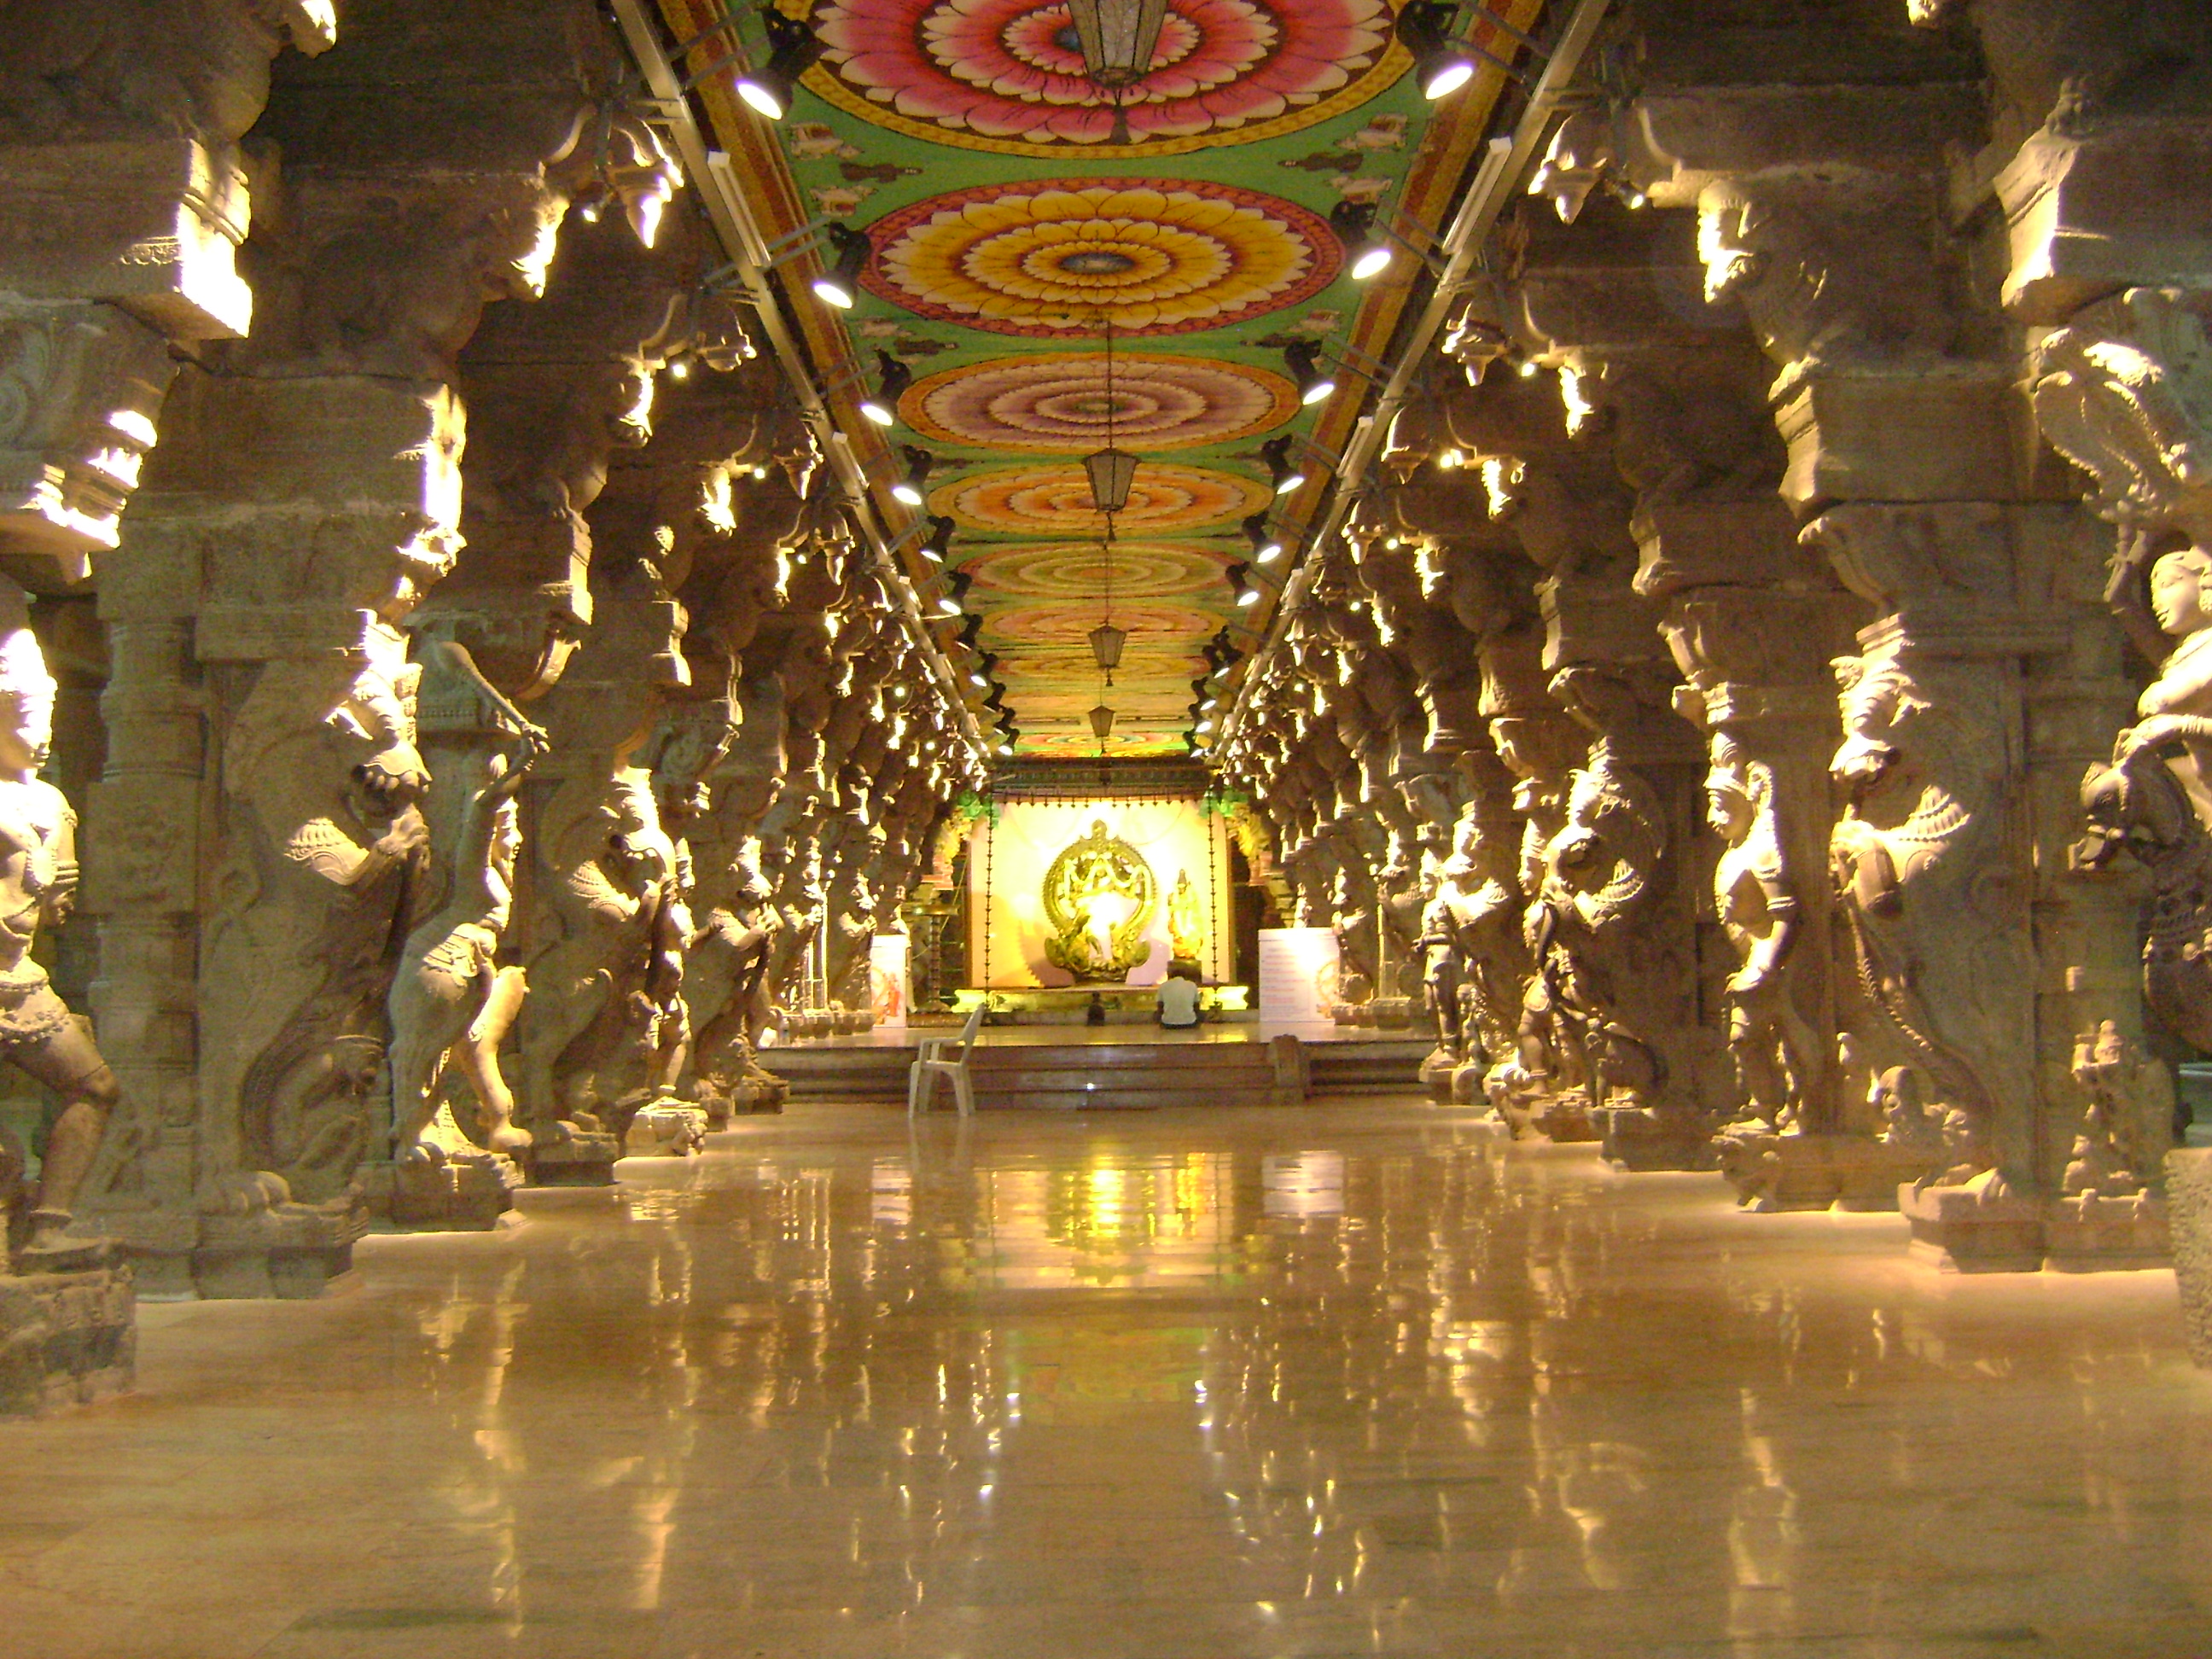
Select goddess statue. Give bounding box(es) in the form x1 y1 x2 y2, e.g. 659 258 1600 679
0 601 118 1265
1043 819 1155 983
1167 869 1203 966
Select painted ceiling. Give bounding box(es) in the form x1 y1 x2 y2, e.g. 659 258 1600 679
661 0 1528 758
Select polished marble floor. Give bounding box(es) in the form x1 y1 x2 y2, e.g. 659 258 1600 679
3 1102 2209 1659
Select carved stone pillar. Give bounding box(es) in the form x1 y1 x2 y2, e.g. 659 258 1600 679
78 0 656 1291
1643 501 1924 1206
1598 30 2145 1261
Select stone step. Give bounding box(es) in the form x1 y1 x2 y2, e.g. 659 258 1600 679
765 1036 1425 1103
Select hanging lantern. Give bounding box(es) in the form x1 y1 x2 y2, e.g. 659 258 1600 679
1084 445 1138 514
1088 702 1117 741
1087 619 1126 673
1065 0 1167 87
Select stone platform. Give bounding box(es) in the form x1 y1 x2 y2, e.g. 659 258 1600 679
766 1023 1428 1107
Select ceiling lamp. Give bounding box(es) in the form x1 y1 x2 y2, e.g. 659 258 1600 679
891 445 934 505
1329 201 1394 281
1083 317 1139 514
1242 512 1284 565
918 515 953 563
1088 618 1126 675
735 11 825 121
1226 561 1260 608
1260 435 1305 495
857 351 910 426
1396 1 1476 101
1285 342 1336 406
1066 0 1167 86
812 223 870 308
935 570 970 616
969 651 997 688
1088 702 1117 742
1084 446 1138 515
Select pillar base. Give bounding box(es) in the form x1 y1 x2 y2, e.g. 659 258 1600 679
623 1102 708 1159
2042 1190 2169 1272
358 1154 521 1233
1418 1048 1458 1105
1531 1091 1598 1144
701 1073 789 1126
2168 1150 2212 1366
1714 1127 1933 1212
1898 1174 2045 1273
522 1126 622 1187
192 1202 369 1299
1597 1104 1718 1171
0 1255 134 1416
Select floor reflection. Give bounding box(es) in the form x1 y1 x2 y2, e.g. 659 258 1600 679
0 1103 2206 1659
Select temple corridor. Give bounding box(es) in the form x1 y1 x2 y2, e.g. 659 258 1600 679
3 1098 2205 1659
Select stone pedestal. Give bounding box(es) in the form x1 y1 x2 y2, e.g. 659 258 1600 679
0 1259 135 1417
2042 1191 2168 1272
522 1129 621 1188
1714 1128 1932 1213
192 1203 367 1300
358 1153 521 1232
1531 1093 1598 1144
1897 1176 2047 1274
1419 1048 1458 1105
2167 1149 2212 1367
623 1101 707 1159
1598 1104 1720 1172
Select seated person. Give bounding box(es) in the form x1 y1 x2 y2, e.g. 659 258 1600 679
1155 963 1202 1029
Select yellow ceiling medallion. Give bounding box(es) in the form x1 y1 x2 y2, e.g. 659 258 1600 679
867 179 1340 337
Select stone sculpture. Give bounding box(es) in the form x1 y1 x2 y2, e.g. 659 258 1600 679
1705 739 1819 1132
0 597 118 1266
207 639 432 1220
683 835 786 1121
379 638 547 1224
1828 649 2015 1184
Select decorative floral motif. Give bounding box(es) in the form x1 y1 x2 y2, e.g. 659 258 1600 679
867 180 1338 337
903 352 1295 451
958 539 1231 597
806 0 1405 156
934 462 1268 532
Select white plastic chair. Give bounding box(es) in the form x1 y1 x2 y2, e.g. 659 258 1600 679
908 1004 984 1118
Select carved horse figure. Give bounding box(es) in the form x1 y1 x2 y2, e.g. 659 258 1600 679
2079 739 2212 1056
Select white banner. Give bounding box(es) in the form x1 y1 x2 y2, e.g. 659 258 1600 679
1257 927 1338 1025
869 934 911 1029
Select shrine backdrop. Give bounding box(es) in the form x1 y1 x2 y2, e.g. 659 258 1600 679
965 797 1232 988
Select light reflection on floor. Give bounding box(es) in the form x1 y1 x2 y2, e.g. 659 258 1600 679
1 1101 2207 1659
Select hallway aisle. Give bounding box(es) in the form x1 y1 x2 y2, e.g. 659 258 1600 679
3 1102 2207 1659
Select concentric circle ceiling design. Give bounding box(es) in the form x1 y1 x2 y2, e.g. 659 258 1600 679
958 539 1229 597
935 463 1269 532
986 601 1221 648
865 180 1339 337
901 352 1297 451
804 0 1407 158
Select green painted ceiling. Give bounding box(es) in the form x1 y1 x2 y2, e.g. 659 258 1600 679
666 0 1481 758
